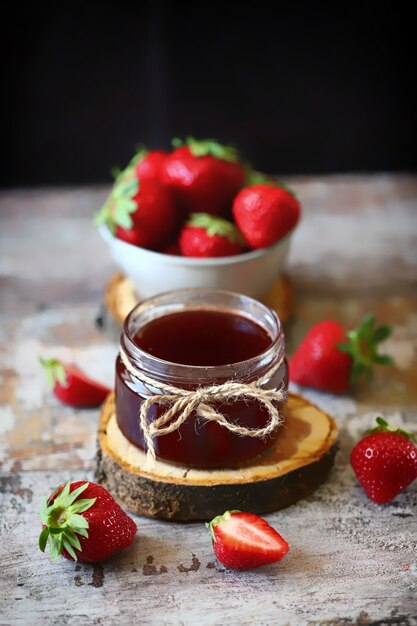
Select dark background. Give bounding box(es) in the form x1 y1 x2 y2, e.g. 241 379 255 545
2 2 415 187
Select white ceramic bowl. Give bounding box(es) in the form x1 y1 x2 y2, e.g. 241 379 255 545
99 225 293 299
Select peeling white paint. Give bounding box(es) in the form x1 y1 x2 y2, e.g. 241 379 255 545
0 404 16 434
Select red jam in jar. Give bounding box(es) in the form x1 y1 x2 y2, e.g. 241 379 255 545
115 289 288 468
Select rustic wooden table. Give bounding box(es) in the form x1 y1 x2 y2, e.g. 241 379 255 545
1 175 416 626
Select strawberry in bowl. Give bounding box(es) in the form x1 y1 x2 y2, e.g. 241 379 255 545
161 137 245 217
97 138 300 299
179 213 246 258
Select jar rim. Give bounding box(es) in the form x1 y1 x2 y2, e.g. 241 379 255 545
121 288 284 382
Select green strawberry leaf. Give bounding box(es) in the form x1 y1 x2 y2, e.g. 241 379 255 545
187 213 245 245
39 527 49 552
373 354 394 366
372 325 392 342
95 148 143 232
366 417 416 442
70 498 97 514
174 136 239 162
38 481 96 561
110 166 122 180
39 357 68 389
244 169 297 197
337 314 394 385
65 529 82 551
62 538 78 561
71 526 89 538
49 534 64 561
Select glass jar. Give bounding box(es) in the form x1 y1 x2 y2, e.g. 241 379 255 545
115 289 288 468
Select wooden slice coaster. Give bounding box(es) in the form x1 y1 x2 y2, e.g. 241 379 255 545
96 393 337 521
105 273 294 326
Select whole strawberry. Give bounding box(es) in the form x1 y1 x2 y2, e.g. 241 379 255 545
116 179 177 248
233 182 300 249
351 418 417 504
39 357 110 408
39 481 137 562
207 510 289 570
134 148 169 184
289 314 393 394
180 213 245 257
111 146 168 185
96 154 177 249
162 137 245 217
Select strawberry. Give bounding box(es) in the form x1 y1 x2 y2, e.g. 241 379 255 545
162 137 245 217
110 147 168 185
96 151 177 249
39 481 137 562
39 357 111 408
207 510 289 570
350 418 417 504
161 240 182 255
134 149 169 183
232 182 300 249
115 179 177 248
289 314 393 394
179 213 245 257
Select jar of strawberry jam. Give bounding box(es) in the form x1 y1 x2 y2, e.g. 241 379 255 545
115 289 288 468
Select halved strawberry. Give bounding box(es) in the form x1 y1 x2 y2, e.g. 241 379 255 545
207 510 289 570
39 357 111 408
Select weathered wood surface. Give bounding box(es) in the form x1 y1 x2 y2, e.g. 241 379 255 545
1 175 417 625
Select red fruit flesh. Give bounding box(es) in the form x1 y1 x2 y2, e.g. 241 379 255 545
209 511 289 570
233 184 300 249
289 320 352 394
162 146 245 217
54 366 111 408
350 432 417 504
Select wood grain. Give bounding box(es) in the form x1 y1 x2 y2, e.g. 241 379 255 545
96 393 337 520
1 175 416 625
105 273 295 325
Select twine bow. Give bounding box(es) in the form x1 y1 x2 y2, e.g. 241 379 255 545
119 347 286 467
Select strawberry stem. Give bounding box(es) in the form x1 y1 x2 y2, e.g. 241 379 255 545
366 417 416 442
38 481 96 561
337 314 394 385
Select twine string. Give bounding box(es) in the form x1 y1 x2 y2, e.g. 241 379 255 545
119 346 286 467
